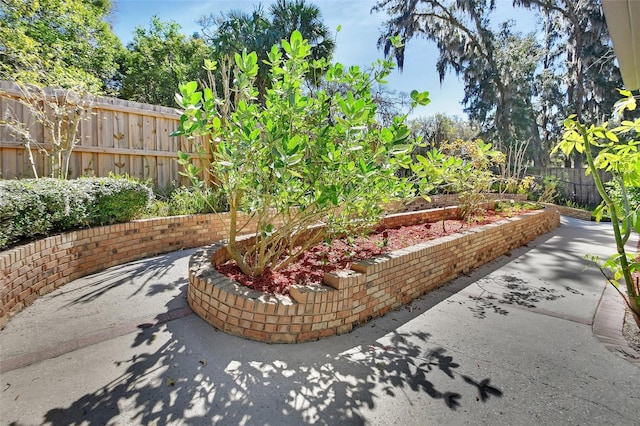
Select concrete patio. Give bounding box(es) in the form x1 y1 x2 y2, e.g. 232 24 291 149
1 216 638 425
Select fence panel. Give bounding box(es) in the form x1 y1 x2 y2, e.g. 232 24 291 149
527 167 610 208
0 80 615 207
0 81 208 188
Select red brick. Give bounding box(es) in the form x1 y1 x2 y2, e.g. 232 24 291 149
298 331 320 342
244 298 257 312
319 328 335 338
266 315 278 324
277 324 290 333
265 303 277 315
311 322 327 331
223 323 244 336
269 333 297 343
239 319 253 329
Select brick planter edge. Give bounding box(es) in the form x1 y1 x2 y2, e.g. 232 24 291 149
188 206 560 343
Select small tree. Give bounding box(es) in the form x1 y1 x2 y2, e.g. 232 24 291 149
174 31 429 277
2 82 92 179
410 139 505 220
553 90 640 320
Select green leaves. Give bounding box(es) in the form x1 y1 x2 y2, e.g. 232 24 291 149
173 28 430 276
0 0 121 93
563 91 640 315
235 50 259 78
280 30 310 60
613 89 637 118
410 90 431 107
317 185 339 206
337 92 369 122
176 81 201 107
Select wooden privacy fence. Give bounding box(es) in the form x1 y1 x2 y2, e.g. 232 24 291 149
0 81 208 188
0 80 614 207
527 167 611 208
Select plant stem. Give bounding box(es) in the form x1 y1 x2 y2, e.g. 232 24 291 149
580 125 640 316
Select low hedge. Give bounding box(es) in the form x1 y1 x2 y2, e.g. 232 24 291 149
0 177 153 249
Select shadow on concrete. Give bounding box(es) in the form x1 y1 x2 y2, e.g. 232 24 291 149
52 249 191 308
443 217 614 321
16 218 599 425
38 237 516 426
458 275 571 320
41 316 503 425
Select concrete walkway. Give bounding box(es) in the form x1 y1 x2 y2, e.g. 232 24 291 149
1 217 638 425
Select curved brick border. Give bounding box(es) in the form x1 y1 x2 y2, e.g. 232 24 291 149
0 193 526 330
188 206 560 343
0 211 273 328
542 203 594 221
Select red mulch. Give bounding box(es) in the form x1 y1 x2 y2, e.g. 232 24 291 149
217 210 528 295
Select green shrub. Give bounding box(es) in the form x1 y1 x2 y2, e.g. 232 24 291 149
78 177 153 225
167 186 228 216
534 175 566 204
0 177 153 249
495 200 544 216
174 31 429 276
606 178 640 214
146 185 229 217
0 179 92 248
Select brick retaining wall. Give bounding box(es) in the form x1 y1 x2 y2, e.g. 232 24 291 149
399 193 526 212
542 203 594 221
0 197 550 331
0 212 269 328
188 206 560 343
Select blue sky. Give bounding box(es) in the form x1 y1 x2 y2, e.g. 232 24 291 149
109 0 537 118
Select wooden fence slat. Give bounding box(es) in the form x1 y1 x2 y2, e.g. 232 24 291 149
527 167 609 208
0 80 208 187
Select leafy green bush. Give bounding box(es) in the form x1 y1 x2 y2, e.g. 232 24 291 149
533 175 566 204
168 186 228 215
607 178 640 214
147 185 229 217
495 200 544 217
0 177 153 249
78 177 154 225
174 31 429 276
410 139 504 220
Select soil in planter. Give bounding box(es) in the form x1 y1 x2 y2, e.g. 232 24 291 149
217 209 533 295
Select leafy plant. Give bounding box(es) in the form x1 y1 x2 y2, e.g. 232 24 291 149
174 31 429 276
149 185 229 216
0 177 153 249
410 139 505 220
553 89 640 319
495 200 543 217
607 178 640 214
536 175 563 204
1 83 93 179
80 177 154 225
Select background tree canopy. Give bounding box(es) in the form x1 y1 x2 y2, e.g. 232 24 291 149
0 0 123 92
115 17 211 106
0 0 627 169
373 0 623 168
